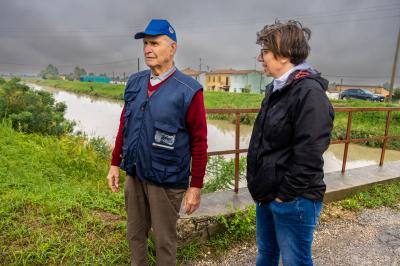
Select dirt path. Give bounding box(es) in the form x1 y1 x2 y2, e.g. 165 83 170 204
186 206 400 266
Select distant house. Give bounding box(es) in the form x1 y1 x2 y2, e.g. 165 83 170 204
181 67 201 80
205 69 271 93
181 67 206 88
230 70 272 93
205 69 235 91
335 84 389 97
80 75 111 84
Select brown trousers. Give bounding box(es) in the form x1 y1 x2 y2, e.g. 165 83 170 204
124 175 185 266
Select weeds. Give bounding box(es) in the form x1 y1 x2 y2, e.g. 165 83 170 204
203 156 246 194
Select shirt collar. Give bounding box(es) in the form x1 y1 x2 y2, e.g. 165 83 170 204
272 62 313 92
150 66 176 85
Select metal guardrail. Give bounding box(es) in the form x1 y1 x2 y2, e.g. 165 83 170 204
206 107 400 193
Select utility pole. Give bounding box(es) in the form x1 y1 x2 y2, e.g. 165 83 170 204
137 58 140 72
199 58 202 72
388 26 400 102
123 72 126 81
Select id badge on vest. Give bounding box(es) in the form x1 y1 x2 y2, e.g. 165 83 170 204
152 129 176 150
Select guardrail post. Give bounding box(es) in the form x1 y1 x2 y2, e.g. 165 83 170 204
234 112 240 193
342 111 353 173
380 110 392 166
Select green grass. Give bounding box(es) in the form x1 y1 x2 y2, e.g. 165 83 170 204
1 114 400 265
338 181 400 210
32 79 125 100
177 206 257 263
331 100 400 150
0 121 252 265
0 122 130 265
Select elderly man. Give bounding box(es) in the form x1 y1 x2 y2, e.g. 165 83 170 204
106 19 208 266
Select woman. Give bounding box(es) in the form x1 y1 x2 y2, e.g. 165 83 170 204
246 20 334 266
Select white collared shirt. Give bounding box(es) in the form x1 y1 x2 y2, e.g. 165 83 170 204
150 66 176 86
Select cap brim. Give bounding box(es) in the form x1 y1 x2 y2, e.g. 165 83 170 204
134 32 145 39
134 30 164 39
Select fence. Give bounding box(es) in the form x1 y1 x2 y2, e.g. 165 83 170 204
206 107 400 193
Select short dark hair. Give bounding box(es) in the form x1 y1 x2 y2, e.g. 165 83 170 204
256 20 311 65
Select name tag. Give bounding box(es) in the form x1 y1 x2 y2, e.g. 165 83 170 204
153 129 176 150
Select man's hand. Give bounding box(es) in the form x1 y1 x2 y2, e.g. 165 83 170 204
107 165 120 192
183 187 201 215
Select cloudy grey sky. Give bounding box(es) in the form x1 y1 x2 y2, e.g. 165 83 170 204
0 0 399 85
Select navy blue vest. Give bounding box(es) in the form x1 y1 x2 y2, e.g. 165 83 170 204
120 69 202 188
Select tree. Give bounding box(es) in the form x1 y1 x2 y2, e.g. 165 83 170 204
66 73 75 81
73 66 87 80
39 64 60 80
242 84 252 93
393 88 400 100
382 81 390 89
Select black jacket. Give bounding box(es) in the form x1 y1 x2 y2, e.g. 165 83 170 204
246 71 334 204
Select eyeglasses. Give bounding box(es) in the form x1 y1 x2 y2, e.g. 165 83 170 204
260 48 270 57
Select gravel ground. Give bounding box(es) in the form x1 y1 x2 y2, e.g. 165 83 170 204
185 206 400 266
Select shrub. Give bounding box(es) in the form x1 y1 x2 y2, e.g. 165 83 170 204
0 77 75 135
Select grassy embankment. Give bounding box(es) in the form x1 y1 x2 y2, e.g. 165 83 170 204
0 78 397 264
0 78 248 264
0 122 131 265
1 122 399 265
32 79 400 151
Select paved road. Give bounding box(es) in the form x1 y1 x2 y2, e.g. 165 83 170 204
187 206 400 266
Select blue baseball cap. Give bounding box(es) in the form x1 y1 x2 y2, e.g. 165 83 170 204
134 19 177 42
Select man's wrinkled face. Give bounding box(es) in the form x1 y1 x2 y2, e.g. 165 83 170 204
143 35 176 70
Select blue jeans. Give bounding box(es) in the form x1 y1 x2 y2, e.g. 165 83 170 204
256 197 322 266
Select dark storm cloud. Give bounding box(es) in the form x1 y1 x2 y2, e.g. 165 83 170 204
0 0 399 85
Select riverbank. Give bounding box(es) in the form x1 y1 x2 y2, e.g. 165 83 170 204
30 79 400 151
31 79 265 109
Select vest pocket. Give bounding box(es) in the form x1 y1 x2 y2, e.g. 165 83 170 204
151 160 181 184
152 121 178 151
